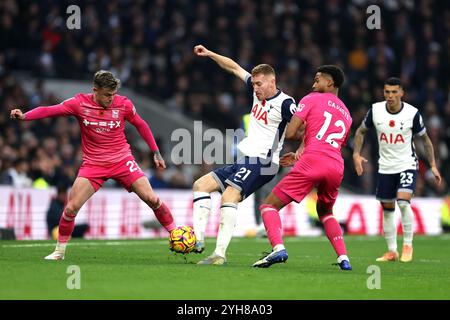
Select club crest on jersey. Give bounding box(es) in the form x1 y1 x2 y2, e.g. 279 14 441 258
389 120 395 127
251 104 268 125
380 132 404 144
112 110 119 118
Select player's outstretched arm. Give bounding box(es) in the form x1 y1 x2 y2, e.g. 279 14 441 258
352 125 368 176
10 103 74 121
419 133 442 185
193 45 250 81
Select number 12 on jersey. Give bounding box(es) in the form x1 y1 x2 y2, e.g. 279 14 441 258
316 111 346 148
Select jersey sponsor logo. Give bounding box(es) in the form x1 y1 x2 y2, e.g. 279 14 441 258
251 104 268 125
380 132 405 144
83 119 121 129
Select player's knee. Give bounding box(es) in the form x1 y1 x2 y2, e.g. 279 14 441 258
381 202 395 210
144 193 160 209
316 202 332 217
222 187 241 204
193 178 204 192
397 199 410 210
65 202 80 216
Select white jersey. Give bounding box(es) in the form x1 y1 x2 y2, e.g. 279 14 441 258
362 101 426 174
237 75 297 165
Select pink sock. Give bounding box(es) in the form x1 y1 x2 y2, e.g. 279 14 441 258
320 214 347 256
58 211 76 244
260 205 284 248
154 201 176 232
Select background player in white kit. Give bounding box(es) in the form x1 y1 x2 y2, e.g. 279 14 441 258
353 77 442 262
191 45 297 265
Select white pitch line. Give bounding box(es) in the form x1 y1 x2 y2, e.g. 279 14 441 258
1 240 167 248
3 235 450 248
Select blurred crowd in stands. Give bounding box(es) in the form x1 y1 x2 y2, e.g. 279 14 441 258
0 0 449 196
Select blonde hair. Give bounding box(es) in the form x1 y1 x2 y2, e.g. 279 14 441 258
251 64 275 77
93 70 121 90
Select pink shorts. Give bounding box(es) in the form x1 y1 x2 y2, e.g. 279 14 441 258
273 153 344 212
78 155 145 192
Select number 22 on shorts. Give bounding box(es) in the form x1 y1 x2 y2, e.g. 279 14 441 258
126 160 141 172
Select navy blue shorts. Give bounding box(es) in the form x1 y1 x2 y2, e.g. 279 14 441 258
375 169 418 202
211 157 278 200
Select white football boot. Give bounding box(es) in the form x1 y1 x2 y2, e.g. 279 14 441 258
44 243 66 260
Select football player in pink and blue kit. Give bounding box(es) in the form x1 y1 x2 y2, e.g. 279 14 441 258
253 65 353 270
10 71 177 260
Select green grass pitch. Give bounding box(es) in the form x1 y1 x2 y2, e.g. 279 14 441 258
1 235 450 300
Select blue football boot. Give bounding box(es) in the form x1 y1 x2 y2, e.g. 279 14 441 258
333 258 352 271
252 249 288 268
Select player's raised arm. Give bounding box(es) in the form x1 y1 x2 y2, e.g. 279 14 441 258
418 132 442 185
193 45 250 82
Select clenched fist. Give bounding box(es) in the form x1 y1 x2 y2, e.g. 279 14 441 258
10 109 25 120
193 45 210 57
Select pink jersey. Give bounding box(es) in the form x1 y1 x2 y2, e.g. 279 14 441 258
24 93 158 166
294 92 352 164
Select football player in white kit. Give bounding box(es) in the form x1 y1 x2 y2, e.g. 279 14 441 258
353 77 442 262
191 44 297 265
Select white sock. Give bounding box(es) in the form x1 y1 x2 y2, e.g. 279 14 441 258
56 242 67 253
337 255 350 263
193 192 211 242
383 209 397 252
398 200 414 246
274 244 285 252
214 203 238 258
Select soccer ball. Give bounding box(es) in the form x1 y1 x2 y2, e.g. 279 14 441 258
169 226 196 254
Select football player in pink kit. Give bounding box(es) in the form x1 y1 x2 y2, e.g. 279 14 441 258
253 65 353 270
10 71 177 260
